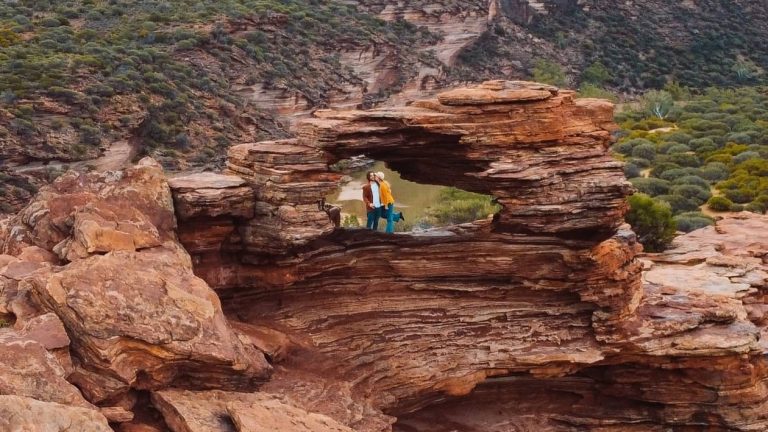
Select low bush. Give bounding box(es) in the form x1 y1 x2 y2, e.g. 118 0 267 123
673 211 715 233
426 188 501 225
656 194 700 213
707 196 734 211
630 177 671 196
626 194 677 252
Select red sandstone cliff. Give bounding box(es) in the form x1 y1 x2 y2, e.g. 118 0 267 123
0 82 766 431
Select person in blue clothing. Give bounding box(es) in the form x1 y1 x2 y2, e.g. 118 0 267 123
362 171 382 230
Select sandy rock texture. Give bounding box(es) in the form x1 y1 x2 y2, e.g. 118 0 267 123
0 158 271 430
1 82 767 431
171 82 768 430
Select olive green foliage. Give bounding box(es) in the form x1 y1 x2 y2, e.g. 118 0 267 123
673 211 714 233
576 83 618 102
525 2 768 91
0 0 439 158
425 188 501 225
641 90 674 119
626 194 677 252
581 61 611 85
707 196 734 212
531 59 566 87
615 87 768 219
342 214 360 228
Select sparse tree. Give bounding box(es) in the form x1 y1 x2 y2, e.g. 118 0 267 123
641 90 674 119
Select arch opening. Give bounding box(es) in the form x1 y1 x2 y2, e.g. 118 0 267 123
326 156 501 232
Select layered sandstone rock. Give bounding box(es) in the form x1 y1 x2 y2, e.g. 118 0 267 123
396 213 768 430
172 82 768 431
2 82 767 431
0 159 271 429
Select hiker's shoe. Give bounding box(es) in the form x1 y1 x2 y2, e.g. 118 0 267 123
399 212 405 222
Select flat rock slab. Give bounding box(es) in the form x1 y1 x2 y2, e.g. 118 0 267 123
0 395 110 432
152 389 354 432
644 264 754 298
168 173 247 191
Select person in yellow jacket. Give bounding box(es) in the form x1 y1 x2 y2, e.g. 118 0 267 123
375 171 404 233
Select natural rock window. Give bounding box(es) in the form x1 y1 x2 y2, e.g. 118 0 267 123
327 158 501 231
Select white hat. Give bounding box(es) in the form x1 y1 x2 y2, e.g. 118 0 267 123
375 171 385 180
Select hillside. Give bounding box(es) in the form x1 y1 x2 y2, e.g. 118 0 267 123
2 0 768 212
456 0 768 91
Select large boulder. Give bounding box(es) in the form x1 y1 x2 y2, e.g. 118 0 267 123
0 395 111 432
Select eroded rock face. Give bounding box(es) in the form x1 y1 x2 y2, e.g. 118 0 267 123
2 82 767 431
170 83 768 430
152 389 356 432
0 158 271 428
395 213 768 430
0 395 111 432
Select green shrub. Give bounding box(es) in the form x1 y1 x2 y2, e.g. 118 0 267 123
627 157 651 168
733 151 761 164
631 143 657 161
577 84 617 101
626 194 677 252
532 59 566 87
426 188 501 225
630 177 671 196
701 162 730 182
672 175 710 189
342 214 360 227
650 162 682 178
723 188 757 203
673 212 715 233
581 61 611 85
665 153 701 167
624 162 642 179
656 194 700 213
666 144 691 154
665 132 694 144
671 184 711 204
641 90 674 119
658 167 702 181
707 196 734 211
745 202 766 214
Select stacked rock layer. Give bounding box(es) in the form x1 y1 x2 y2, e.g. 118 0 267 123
0 81 766 431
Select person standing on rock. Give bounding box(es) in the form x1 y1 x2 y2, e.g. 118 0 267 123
363 171 382 230
376 171 404 233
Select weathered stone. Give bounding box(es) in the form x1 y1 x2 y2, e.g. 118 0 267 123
1 157 176 256
152 389 355 432
29 245 271 402
227 397 354 432
168 173 255 221
0 395 111 432
100 406 135 423
0 331 89 407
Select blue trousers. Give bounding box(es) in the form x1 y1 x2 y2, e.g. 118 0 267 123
366 206 382 230
383 203 401 233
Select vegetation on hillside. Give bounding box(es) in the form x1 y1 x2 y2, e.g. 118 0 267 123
615 86 768 249
453 1 768 93
395 188 500 232
0 0 438 165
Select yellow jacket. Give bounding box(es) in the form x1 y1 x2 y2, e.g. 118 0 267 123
379 180 395 206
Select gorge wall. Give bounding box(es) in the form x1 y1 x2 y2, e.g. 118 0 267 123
0 81 767 431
